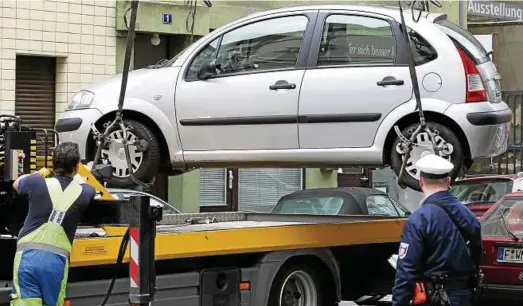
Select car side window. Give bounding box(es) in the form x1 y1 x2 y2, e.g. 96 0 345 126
366 195 399 216
186 15 309 81
186 38 220 81
318 14 396 66
408 28 437 65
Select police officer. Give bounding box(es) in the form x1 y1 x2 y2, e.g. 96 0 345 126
10 142 96 306
392 153 482 306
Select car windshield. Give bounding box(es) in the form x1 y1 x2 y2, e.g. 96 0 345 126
481 197 523 238
146 37 204 69
118 192 179 214
272 196 344 215
450 180 513 205
365 195 401 216
435 19 490 64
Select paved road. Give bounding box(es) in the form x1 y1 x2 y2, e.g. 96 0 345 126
339 297 520 306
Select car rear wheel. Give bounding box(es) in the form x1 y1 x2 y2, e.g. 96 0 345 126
390 122 463 191
98 119 160 187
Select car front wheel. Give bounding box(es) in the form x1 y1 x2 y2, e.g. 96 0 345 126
390 122 463 191
97 119 161 187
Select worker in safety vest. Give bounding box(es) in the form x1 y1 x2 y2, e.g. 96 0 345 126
392 153 483 306
10 142 96 306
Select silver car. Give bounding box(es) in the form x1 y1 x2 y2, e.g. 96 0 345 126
56 5 511 191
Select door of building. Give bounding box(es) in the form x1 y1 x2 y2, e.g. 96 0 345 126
15 56 57 158
337 167 372 188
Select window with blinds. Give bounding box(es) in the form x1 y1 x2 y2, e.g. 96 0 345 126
199 168 227 206
15 56 57 157
238 168 303 212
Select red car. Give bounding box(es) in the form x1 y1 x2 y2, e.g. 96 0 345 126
480 192 523 301
451 174 523 218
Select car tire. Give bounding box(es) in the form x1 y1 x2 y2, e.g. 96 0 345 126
390 122 463 192
97 119 161 187
267 263 336 306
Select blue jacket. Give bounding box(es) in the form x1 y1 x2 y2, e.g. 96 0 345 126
392 190 482 306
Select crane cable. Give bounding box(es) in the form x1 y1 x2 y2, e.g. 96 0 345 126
91 0 151 190
394 0 443 189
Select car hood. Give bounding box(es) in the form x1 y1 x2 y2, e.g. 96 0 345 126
85 66 181 110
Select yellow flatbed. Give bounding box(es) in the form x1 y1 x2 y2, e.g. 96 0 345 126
71 212 406 267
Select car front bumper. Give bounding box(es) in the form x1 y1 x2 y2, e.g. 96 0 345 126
444 102 512 159
55 108 104 159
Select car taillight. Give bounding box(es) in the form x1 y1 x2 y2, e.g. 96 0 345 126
456 47 487 103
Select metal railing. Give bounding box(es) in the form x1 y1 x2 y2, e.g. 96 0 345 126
495 91 523 174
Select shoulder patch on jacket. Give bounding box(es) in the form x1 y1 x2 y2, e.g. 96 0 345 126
399 242 409 259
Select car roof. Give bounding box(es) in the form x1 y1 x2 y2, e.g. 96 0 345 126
283 187 388 197
454 174 518 182
503 192 523 198
246 4 446 23
279 187 389 210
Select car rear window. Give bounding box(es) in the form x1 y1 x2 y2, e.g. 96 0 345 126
481 197 523 238
435 19 490 64
273 196 343 215
451 179 513 205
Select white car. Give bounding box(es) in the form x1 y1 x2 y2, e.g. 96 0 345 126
56 4 510 191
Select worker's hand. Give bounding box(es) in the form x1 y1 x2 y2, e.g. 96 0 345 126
36 167 51 177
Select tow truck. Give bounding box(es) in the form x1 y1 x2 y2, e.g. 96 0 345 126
0 115 405 305
0 1 501 305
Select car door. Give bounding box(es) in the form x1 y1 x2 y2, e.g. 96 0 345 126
298 11 413 149
175 12 317 152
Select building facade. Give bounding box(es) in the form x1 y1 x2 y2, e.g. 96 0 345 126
0 0 117 129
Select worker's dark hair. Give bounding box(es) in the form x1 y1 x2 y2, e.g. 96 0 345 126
53 142 80 177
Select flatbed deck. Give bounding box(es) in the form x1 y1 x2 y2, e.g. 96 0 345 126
69 212 406 267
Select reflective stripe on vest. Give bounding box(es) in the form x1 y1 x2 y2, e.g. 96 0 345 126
17 177 83 257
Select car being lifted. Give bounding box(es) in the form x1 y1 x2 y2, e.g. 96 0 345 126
55 4 510 191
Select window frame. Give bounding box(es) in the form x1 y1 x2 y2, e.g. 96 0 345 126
182 11 318 82
306 10 410 69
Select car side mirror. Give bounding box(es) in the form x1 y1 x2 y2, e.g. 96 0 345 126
197 60 218 80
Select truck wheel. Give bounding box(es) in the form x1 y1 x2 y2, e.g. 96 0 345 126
390 122 463 192
268 264 333 306
99 119 160 187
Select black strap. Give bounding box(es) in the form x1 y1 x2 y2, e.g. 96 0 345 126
426 200 471 245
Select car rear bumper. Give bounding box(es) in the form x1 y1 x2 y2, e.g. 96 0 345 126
55 108 103 159
444 101 511 158
485 284 523 300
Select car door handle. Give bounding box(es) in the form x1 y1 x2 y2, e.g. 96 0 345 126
269 81 296 90
377 77 405 87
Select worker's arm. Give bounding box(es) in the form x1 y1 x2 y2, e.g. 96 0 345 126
13 173 43 196
392 217 425 306
12 174 33 192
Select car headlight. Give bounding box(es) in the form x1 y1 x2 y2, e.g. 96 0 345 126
68 90 95 110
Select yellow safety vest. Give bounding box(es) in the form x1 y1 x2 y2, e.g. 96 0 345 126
16 178 83 258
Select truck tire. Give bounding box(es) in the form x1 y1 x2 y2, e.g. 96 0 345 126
390 122 463 192
267 264 334 306
98 119 160 187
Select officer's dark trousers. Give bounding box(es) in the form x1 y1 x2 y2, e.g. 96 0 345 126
420 289 472 306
